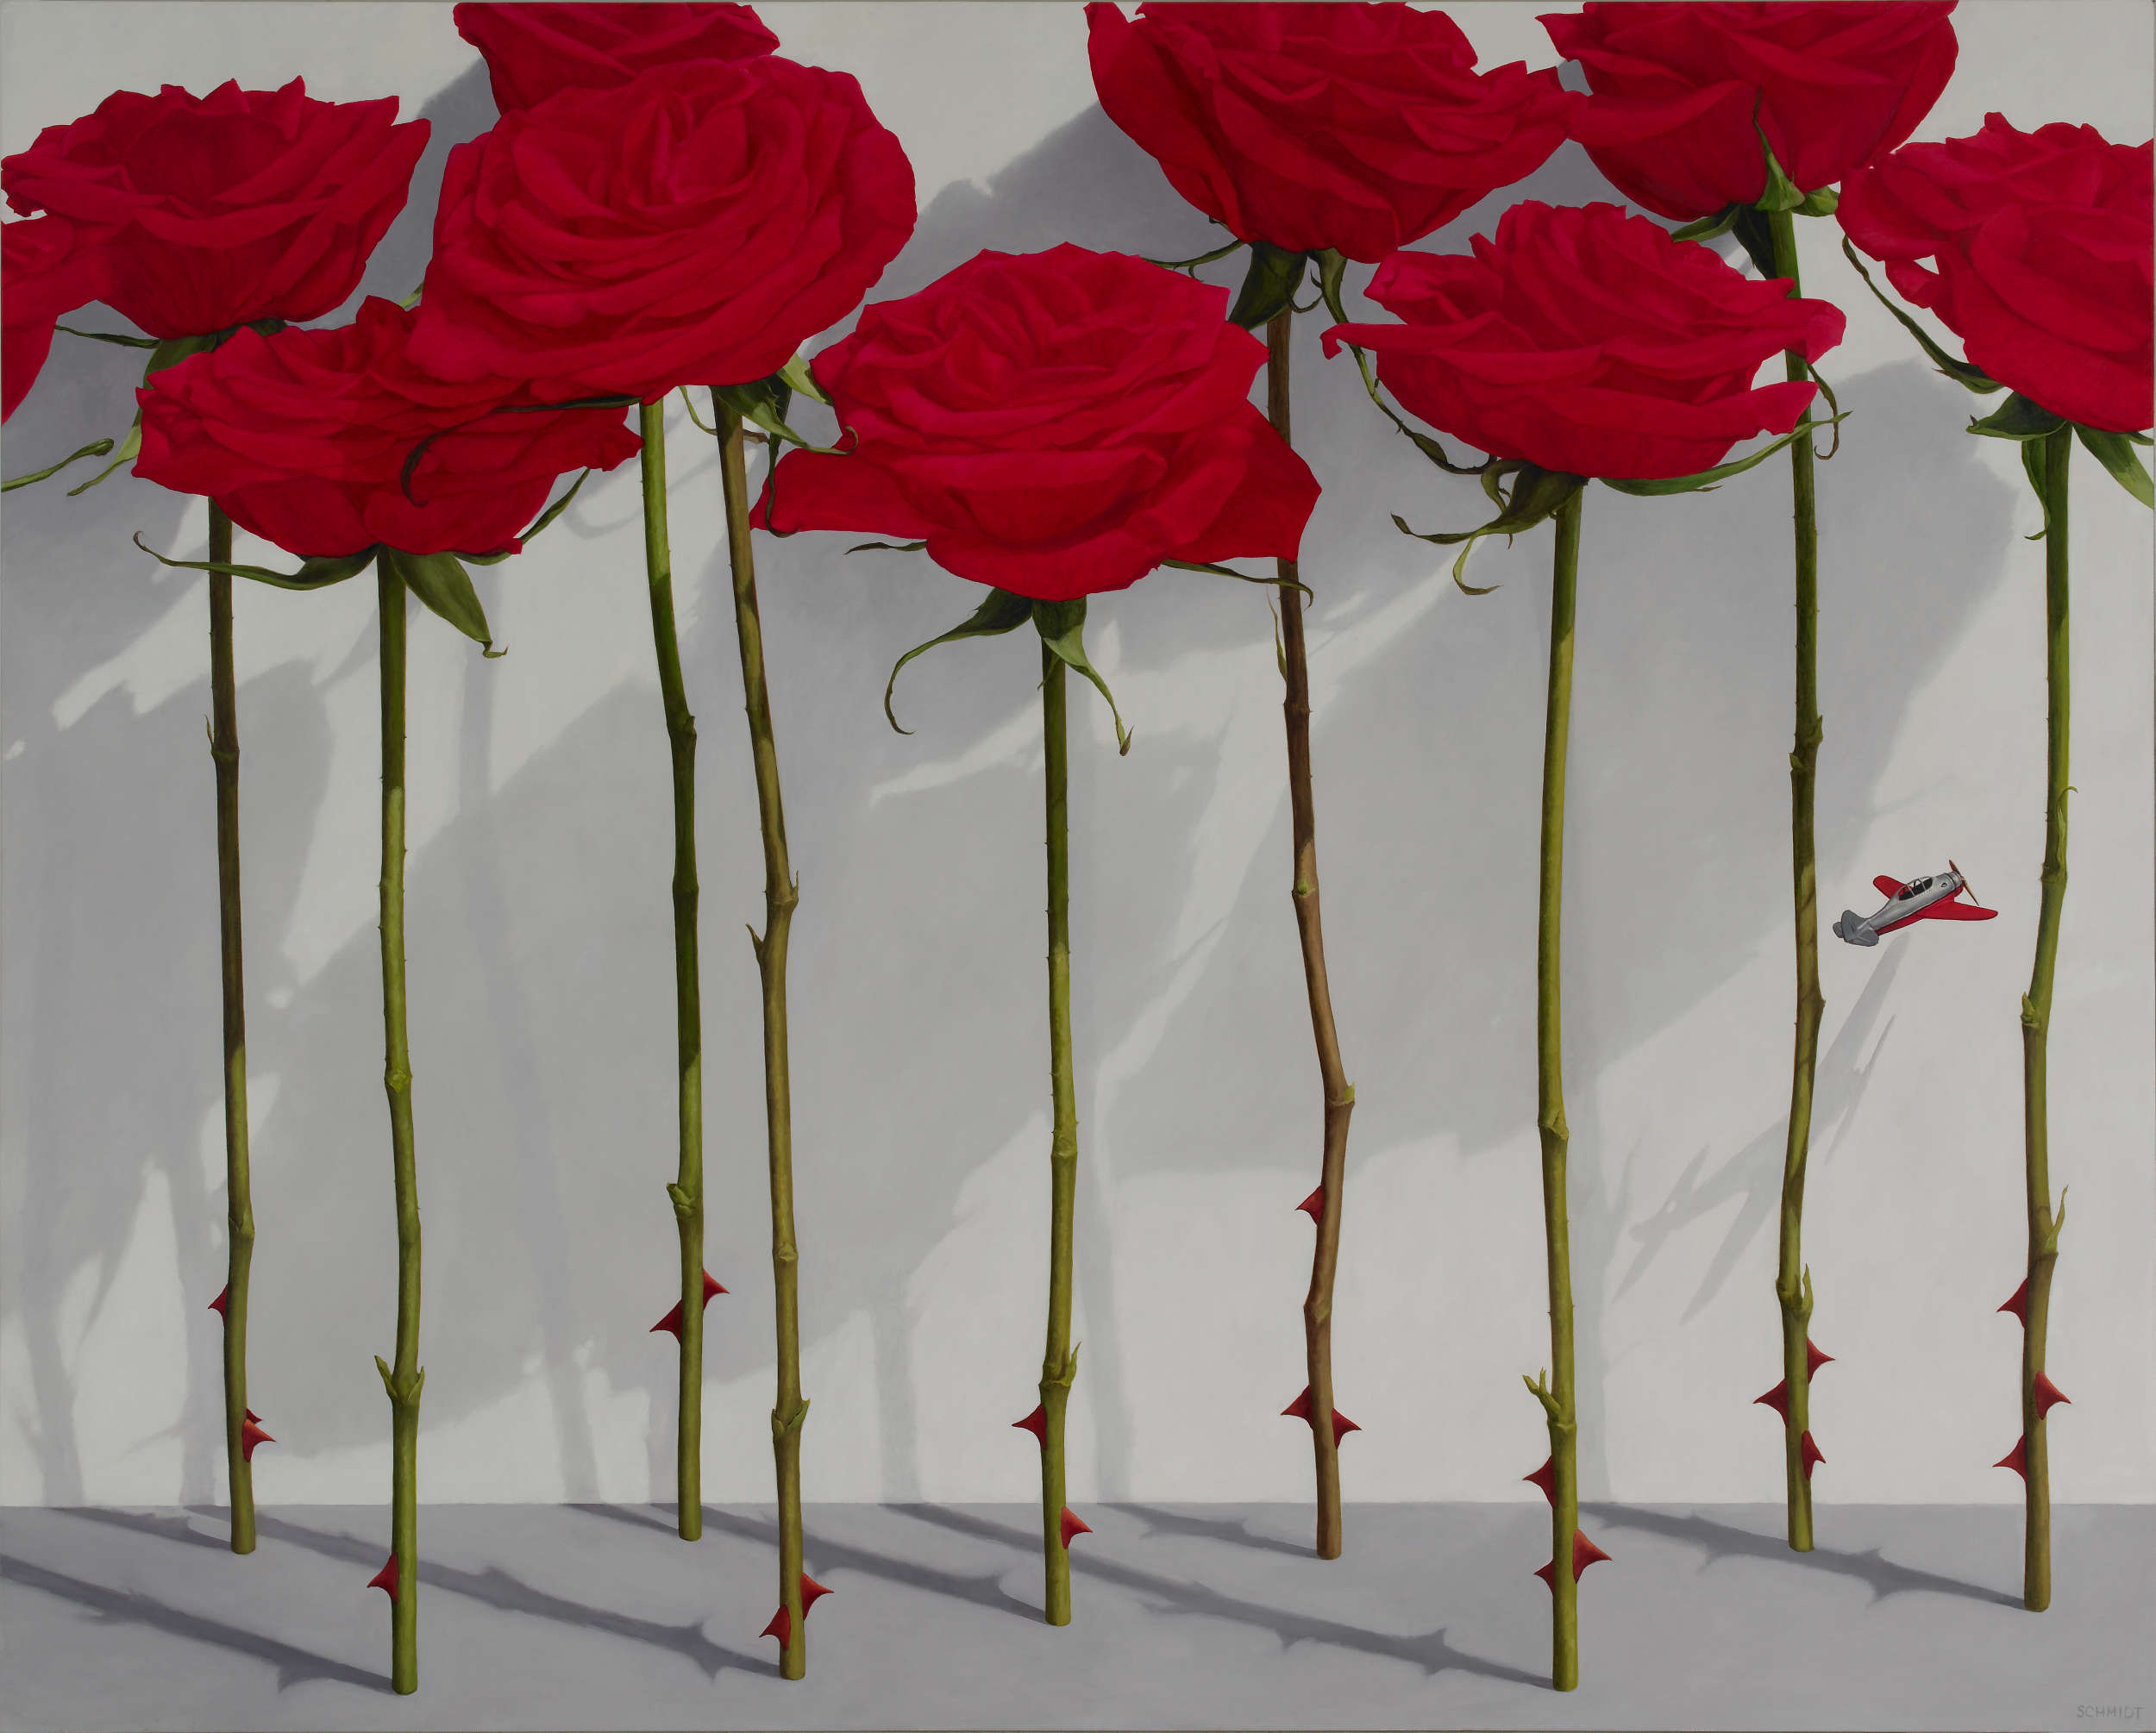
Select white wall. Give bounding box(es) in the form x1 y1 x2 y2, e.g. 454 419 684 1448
2 1 2150 1511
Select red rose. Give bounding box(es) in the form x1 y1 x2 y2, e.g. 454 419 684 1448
1541 2 1958 222
1 79 428 340
1839 114 2153 434
454 3 778 113
1087 2 1576 263
1323 201 1844 480
136 297 641 558
755 244 1318 600
3 216 110 420
406 59 914 404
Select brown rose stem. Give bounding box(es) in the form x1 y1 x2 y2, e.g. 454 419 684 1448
374 552 423 1695
1767 205 1824 1553
640 401 706 1542
1038 641 1080 1627
1265 307 1357 1561
1526 491 1583 1693
710 400 809 1675
205 500 257 1556
2019 424 2072 1611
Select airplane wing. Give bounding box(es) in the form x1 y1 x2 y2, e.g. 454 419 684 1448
1873 876 1905 898
1921 898 1997 921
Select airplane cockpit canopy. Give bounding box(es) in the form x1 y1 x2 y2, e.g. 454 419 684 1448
1897 876 1934 899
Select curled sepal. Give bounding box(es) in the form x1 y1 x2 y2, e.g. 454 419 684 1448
2 436 116 493
1392 463 1587 594
2075 422 2154 508
1839 238 2002 394
66 419 141 497
1143 236 1245 276
1032 596 1131 756
1159 556 1312 599
1968 392 2066 441
1228 241 1313 331
464 468 592 565
1805 363 1843 460
386 547 502 656
2020 429 2065 542
883 585 1033 735
711 372 848 454
54 322 163 351
1598 413 1850 498
132 531 376 591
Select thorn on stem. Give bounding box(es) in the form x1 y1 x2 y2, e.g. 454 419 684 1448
1524 1456 1557 1504
208 1286 229 1317
1295 1186 1325 1221
1281 1386 1361 1444
2033 1373 2071 1417
1799 1430 1825 1480
1996 1436 2028 1479
1012 1404 1048 1444
649 1271 728 1338
239 1417 274 1461
1060 1508 1091 1548
1533 1530 1611 1587
1999 1278 2030 1324
367 1555 398 1601
1754 1380 1790 1418
760 1574 832 1648
1806 1338 1834 1380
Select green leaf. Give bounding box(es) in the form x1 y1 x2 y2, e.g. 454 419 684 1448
1159 556 1312 598
1967 391 2066 441
1142 237 1246 275
1031 597 1132 755
1839 237 2002 394
1598 412 1850 496
465 468 594 563
1391 463 1587 593
387 547 501 654
883 586 1034 734
53 323 161 350
2074 422 2154 508
66 417 141 495
132 531 377 591
1670 203 1743 244
1227 241 1312 330
2 435 116 492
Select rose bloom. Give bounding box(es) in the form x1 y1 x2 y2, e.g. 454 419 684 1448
454 3 778 113
755 244 1319 600
1324 201 1845 481
2 79 428 340
1087 1 1576 263
1840 114 2153 434
3 216 111 419
408 58 914 404
136 297 642 558
1542 2 1958 222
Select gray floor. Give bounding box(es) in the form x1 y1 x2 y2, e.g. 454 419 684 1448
3 1501 2150 1731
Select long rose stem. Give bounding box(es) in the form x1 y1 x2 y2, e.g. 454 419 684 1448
640 402 706 1541
1535 492 1583 1692
1038 642 1079 1627
2019 424 2072 1611
1265 308 1356 1561
711 402 808 1675
1767 206 1825 1553
206 501 257 1556
374 554 423 1695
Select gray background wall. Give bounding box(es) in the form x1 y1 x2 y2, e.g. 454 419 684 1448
2 1 2150 1511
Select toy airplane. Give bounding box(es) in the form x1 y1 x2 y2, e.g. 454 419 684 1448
1833 860 1997 947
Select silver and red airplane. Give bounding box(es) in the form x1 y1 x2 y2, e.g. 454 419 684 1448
1833 860 1997 947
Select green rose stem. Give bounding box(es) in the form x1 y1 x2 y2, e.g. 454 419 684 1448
1767 204 1826 1554
205 500 259 1556
710 399 810 1676
1038 640 1081 1628
1265 305 1357 1563
640 401 707 1541
373 551 423 1696
1526 490 1584 1693
2015 422 2073 1612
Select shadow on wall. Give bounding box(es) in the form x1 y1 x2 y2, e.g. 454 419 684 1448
1 88 2015 1508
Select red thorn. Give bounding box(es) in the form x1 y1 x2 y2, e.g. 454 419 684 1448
1533 1559 1557 1589
1572 1530 1612 1578
367 1555 398 1600
208 1286 229 1317
1524 1457 1557 1505
2033 1373 2071 1417
1799 1430 1825 1480
1806 1338 1834 1380
799 1573 832 1613
1281 1386 1361 1445
1060 1507 1091 1548
243 1408 260 1424
761 1606 791 1647
1296 1186 1325 1221
1012 1405 1047 1444
1753 1379 1789 1418
1999 1278 2030 1324
239 1418 274 1461
650 1271 728 1339
1996 1436 2029 1479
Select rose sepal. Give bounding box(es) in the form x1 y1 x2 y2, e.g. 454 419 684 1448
1159 556 1312 599
709 372 849 454
1966 394 2067 441
66 326 282 497
2 436 116 493
1032 596 1131 755
881 587 1133 754
387 547 504 656
1599 411 1850 497
1391 462 1588 593
1143 236 1246 276
1228 241 1313 331
2072 424 2155 509
1670 204 1743 244
131 532 377 591
1839 237 2003 394
1316 251 1491 480
882 586 1035 734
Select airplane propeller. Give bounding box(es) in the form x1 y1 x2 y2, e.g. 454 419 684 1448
1950 858 1978 906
